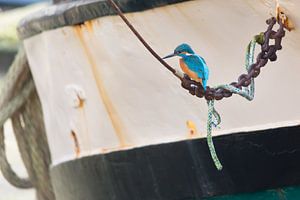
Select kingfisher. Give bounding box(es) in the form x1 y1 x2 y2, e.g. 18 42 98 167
163 43 209 90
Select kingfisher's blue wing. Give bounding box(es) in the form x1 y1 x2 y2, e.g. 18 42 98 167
200 56 207 64
184 55 209 80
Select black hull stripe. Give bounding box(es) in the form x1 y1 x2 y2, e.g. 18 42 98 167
51 125 300 200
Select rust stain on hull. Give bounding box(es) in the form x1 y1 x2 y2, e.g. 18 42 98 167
276 4 295 31
74 22 128 147
186 120 200 139
77 95 85 108
84 21 94 33
71 130 80 157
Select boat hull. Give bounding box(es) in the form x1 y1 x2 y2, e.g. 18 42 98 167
19 0 300 199
51 125 300 200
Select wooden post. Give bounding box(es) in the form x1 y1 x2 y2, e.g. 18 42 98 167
52 0 70 4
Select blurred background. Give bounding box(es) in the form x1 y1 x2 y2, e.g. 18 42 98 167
0 1 49 199
0 0 49 77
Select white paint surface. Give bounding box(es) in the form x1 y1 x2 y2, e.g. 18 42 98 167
24 0 300 165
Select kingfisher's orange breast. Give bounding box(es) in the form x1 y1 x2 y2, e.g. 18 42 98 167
179 59 202 82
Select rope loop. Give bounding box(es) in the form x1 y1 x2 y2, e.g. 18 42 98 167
0 126 33 188
206 34 260 170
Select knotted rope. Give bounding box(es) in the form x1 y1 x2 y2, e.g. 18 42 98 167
206 35 260 170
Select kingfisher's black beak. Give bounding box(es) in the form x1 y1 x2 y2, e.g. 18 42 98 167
162 53 176 59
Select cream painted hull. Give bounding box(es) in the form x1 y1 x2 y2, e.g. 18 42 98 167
24 0 300 165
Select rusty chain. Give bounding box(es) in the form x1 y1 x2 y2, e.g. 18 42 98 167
107 0 287 170
108 0 286 101
181 17 285 100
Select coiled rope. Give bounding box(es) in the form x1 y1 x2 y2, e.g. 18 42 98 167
0 47 55 199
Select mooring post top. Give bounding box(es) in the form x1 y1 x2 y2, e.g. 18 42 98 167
18 0 190 40
52 0 71 4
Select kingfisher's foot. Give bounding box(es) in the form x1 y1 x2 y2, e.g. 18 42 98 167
183 74 191 80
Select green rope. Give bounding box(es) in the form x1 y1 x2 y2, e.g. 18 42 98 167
206 33 263 170
207 100 223 170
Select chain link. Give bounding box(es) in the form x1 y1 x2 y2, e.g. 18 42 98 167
181 17 285 101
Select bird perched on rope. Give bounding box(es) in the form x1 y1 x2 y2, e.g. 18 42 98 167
163 43 209 90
